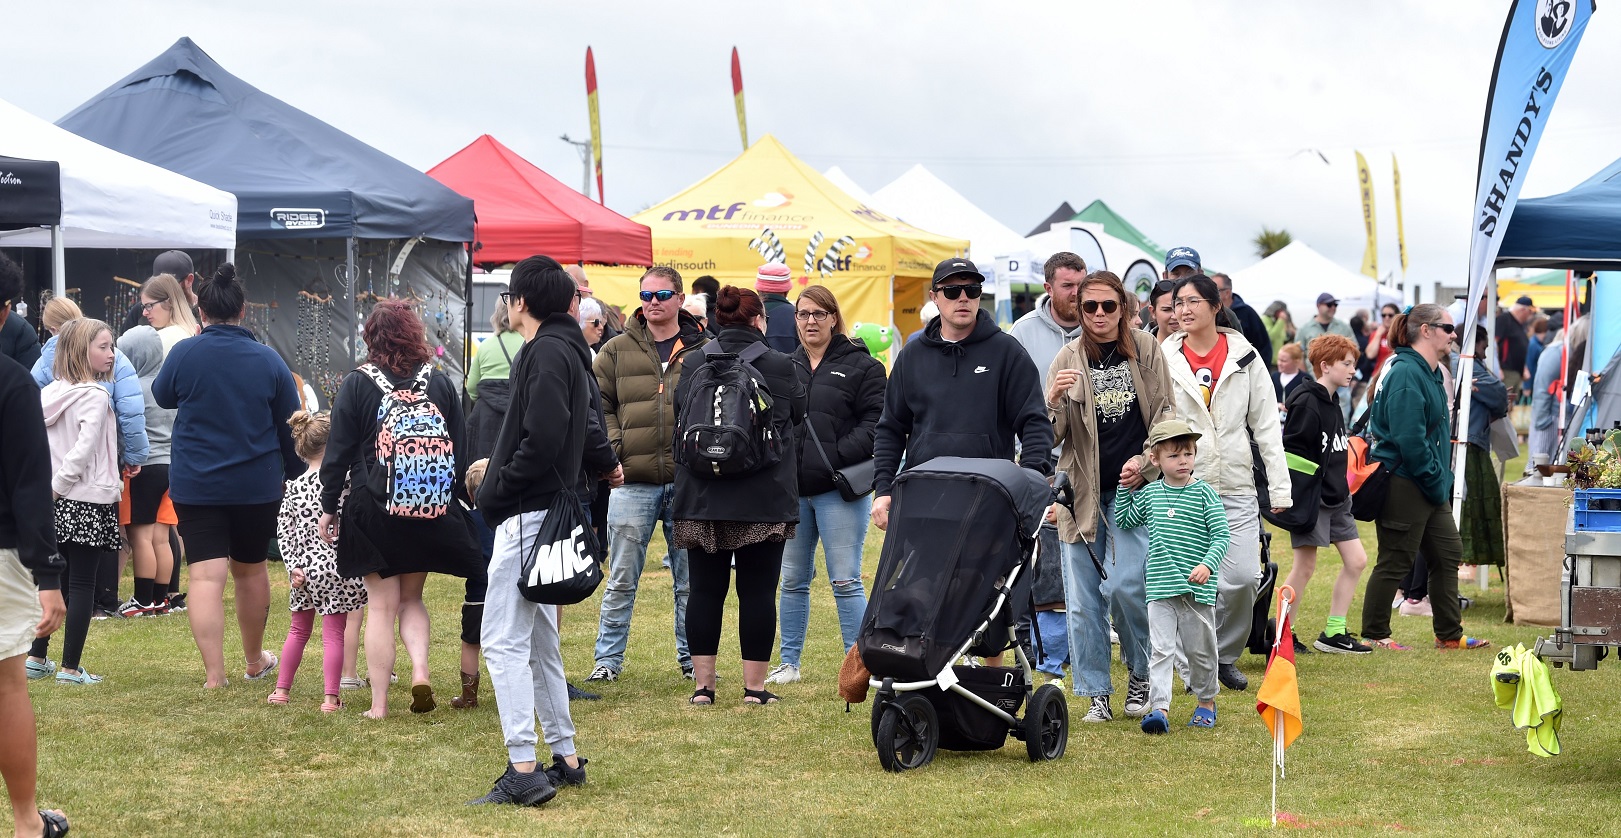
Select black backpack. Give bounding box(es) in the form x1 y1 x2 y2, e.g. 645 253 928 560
675 342 781 479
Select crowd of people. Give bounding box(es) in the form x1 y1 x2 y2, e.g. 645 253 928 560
0 236 1537 825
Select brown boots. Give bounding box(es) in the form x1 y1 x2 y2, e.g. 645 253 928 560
451 670 480 709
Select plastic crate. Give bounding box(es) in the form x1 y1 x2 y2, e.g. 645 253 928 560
1573 489 1621 532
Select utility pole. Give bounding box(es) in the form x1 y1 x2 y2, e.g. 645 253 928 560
560 134 592 200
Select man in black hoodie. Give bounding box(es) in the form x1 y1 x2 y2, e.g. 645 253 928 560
0 253 70 838
872 258 1054 531
470 256 591 808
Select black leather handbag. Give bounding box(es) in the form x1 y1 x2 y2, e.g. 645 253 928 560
805 418 874 502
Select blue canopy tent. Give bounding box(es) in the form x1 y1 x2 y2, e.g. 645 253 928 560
57 37 477 401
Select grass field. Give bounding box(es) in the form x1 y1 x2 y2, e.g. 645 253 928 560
23 480 1621 837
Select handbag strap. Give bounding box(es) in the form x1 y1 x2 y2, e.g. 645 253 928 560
801 377 840 477
496 332 514 367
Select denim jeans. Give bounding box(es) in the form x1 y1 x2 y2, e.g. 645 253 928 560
1035 610 1070 676
1060 489 1150 697
777 490 870 667
592 482 689 672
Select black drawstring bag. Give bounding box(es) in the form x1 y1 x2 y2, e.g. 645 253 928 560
516 471 603 605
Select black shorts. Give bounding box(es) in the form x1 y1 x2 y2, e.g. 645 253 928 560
127 465 171 525
173 501 280 565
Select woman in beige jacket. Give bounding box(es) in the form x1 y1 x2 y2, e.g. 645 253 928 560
1046 270 1174 723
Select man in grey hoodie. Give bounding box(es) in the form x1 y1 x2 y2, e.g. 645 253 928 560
115 326 180 615
1010 252 1085 678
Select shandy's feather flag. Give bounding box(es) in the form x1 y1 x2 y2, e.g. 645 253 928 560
732 47 748 150
586 47 604 205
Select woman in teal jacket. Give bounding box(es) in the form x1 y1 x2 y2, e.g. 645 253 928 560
1361 303 1490 652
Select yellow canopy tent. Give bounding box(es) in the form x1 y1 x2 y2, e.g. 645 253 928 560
590 135 968 344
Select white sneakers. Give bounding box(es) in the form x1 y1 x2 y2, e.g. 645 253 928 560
764 663 801 685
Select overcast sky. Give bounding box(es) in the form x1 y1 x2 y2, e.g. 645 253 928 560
6 0 1619 292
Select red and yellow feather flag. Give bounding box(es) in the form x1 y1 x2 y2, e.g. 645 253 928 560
1256 586 1303 826
731 46 748 150
586 46 604 205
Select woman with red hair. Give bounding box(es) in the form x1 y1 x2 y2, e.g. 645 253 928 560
318 301 481 718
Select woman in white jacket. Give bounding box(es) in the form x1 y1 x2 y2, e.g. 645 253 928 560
1160 275 1291 692
25 319 122 686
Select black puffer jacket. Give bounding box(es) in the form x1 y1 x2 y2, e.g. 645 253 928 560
793 335 886 497
671 327 807 524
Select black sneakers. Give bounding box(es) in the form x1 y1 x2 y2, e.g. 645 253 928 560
1313 632 1373 655
1291 632 1314 655
467 764 556 807
544 754 588 787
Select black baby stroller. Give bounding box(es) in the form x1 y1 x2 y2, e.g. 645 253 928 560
858 457 1070 772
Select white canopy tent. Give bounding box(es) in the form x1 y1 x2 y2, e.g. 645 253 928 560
0 97 237 294
871 164 1025 262
1228 241 1402 326
822 166 882 208
992 220 1164 300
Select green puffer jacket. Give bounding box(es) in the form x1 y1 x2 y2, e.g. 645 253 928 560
1368 346 1452 505
593 309 708 485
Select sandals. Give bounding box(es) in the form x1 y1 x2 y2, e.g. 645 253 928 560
320 697 343 713
267 690 290 705
1436 635 1492 650
1368 638 1413 651
38 809 69 838
688 687 715 706
244 652 279 681
1187 706 1217 728
743 687 780 705
409 683 436 714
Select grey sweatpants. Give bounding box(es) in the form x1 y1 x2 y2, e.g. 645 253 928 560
1213 494 1262 664
483 510 577 765
1149 595 1218 712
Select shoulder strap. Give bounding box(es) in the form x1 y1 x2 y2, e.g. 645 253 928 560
496 333 514 366
358 363 393 394
738 342 769 364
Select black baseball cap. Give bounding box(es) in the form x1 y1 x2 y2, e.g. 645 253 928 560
152 250 195 280
931 257 981 287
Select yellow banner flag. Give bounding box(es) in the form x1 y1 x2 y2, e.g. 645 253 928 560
1356 151 1377 279
1392 153 1407 273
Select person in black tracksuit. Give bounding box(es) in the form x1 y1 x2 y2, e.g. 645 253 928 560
1278 334 1370 655
671 286 807 706
767 286 886 684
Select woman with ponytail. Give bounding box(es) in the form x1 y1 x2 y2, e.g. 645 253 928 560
155 264 304 688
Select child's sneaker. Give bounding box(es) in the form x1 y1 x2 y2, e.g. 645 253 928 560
117 597 156 618
1291 632 1314 655
1140 709 1169 734
467 764 556 807
1080 695 1113 723
585 665 618 683
1314 632 1373 655
1122 675 1150 718
1436 635 1492 650
543 754 588 787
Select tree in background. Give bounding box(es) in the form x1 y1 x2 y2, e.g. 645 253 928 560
1253 226 1293 259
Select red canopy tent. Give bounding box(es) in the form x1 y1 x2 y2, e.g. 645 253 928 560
427 134 652 265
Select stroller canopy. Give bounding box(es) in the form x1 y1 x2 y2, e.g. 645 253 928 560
902 458 1051 538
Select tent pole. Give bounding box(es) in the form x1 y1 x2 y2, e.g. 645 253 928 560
51 226 66 297
226 248 236 264
346 237 358 370
464 242 474 376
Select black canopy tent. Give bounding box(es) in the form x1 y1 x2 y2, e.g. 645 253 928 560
57 38 477 402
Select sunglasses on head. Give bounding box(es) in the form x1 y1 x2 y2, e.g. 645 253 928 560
935 283 983 300
640 289 677 302
1082 299 1119 315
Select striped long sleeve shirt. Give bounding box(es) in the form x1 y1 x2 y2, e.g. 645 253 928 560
1115 479 1230 605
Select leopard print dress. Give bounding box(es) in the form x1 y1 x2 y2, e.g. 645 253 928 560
276 471 367 616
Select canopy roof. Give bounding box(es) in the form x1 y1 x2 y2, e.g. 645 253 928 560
871 164 1024 260
1228 241 1401 321
992 221 1164 301
1025 202 1075 237
1498 156 1621 270
58 37 472 242
1071 200 1163 262
427 135 651 265
0 96 236 249
822 166 879 207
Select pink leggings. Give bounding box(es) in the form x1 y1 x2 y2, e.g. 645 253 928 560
276 610 349 696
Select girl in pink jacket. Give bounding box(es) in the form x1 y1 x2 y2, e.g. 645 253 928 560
26 318 121 685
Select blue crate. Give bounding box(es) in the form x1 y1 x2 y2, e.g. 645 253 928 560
1574 489 1621 532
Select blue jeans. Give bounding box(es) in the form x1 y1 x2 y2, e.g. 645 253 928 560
1035 610 1070 676
592 483 689 672
1060 489 1150 697
777 491 870 667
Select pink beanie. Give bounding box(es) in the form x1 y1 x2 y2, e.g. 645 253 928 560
755 263 792 294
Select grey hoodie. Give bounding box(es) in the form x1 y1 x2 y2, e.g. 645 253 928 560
117 326 175 465
1010 293 1083 377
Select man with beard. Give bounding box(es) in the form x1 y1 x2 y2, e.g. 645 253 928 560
1213 273 1272 370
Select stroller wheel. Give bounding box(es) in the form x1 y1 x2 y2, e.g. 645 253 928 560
870 695 888 749
1023 684 1068 762
875 693 938 772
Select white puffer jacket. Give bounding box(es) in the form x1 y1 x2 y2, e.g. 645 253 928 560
1160 328 1292 509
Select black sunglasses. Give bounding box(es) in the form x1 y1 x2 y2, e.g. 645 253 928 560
935 283 983 300
1082 299 1119 315
640 289 677 302
1426 322 1457 334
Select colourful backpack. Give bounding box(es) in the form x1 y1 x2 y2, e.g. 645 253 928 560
361 363 455 519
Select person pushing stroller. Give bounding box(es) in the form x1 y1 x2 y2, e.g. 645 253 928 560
1114 420 1229 733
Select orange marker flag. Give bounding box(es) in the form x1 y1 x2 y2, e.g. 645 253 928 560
731 46 748 150
1256 586 1303 826
586 46 604 205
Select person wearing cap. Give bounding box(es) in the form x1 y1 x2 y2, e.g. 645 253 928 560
1046 269 1174 722
872 257 1053 534
1294 293 1357 422
122 250 197 333
1160 274 1291 691
1162 247 1201 283
1496 295 1536 395
1114 419 1229 733
755 263 800 354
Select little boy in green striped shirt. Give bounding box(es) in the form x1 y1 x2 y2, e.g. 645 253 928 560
1115 419 1230 733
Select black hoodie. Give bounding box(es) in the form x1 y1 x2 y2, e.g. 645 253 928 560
873 309 1053 496
478 314 594 526
0 355 59 590
1281 377 1349 506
